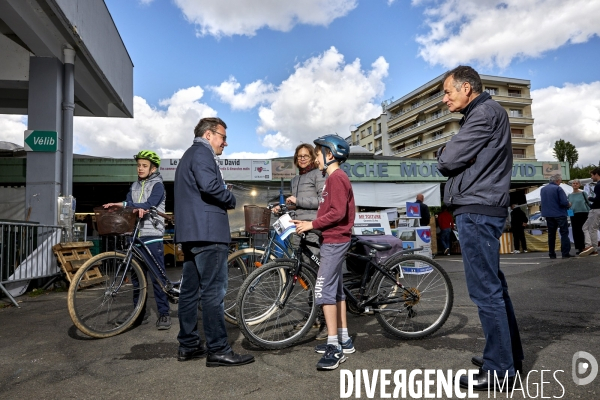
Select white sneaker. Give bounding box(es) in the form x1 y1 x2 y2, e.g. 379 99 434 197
513 250 520 254
523 250 528 253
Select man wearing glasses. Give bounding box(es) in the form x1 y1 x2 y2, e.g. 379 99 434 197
174 117 254 367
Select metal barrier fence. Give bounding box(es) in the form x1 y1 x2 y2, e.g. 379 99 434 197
0 221 64 307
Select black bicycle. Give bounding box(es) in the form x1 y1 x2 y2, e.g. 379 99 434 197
235 232 454 349
67 207 180 338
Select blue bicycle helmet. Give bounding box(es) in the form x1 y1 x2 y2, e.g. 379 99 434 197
313 135 350 171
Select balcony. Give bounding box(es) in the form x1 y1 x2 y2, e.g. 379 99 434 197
374 129 382 139
352 141 359 146
508 92 522 97
392 131 456 156
388 110 461 144
374 145 382 152
388 91 444 123
512 153 535 160
509 115 534 125
360 131 373 140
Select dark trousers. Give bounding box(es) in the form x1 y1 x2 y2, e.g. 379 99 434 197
440 228 452 251
177 242 231 354
456 213 523 375
512 228 527 251
570 212 588 252
131 237 170 316
546 216 571 257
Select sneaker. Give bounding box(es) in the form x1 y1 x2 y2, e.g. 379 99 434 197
579 246 595 257
315 338 355 354
156 314 171 330
523 250 528 253
513 250 520 254
590 251 599 257
444 248 450 255
316 345 346 370
315 323 328 341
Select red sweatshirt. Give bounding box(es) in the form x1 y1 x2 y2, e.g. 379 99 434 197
312 169 355 244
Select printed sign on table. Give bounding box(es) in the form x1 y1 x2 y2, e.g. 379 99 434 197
353 212 392 236
405 202 421 218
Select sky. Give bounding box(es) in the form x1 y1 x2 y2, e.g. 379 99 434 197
1 0 599 166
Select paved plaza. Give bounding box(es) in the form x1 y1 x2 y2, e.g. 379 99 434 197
1 253 599 399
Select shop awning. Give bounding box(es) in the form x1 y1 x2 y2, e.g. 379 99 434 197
352 182 441 208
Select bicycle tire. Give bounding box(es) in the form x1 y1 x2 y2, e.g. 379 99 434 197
371 254 453 339
224 247 276 324
236 260 317 350
67 251 147 338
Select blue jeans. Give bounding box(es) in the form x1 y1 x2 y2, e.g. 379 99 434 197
440 228 452 251
456 213 523 375
546 216 571 257
131 237 170 316
177 242 231 354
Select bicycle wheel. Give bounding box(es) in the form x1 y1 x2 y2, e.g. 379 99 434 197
224 248 274 324
372 254 453 339
236 260 317 350
67 251 147 338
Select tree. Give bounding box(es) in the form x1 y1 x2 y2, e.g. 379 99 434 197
553 139 579 167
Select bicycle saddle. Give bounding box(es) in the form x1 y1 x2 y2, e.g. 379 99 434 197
355 240 392 251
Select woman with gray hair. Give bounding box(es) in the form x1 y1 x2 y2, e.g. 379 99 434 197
568 179 590 254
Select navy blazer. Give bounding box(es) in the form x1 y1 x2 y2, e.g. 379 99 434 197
174 141 236 244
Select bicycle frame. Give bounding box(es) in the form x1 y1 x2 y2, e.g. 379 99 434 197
109 213 179 303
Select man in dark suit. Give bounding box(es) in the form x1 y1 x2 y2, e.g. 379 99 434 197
510 204 528 253
174 117 254 367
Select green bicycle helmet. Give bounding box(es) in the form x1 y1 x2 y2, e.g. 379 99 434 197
134 150 161 167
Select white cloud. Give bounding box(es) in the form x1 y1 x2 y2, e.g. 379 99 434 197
172 0 357 37
0 115 27 146
415 0 600 68
210 78 274 110
73 86 217 159
213 47 389 151
532 82 600 166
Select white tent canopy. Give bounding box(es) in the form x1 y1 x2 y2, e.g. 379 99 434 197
525 183 573 205
352 182 441 208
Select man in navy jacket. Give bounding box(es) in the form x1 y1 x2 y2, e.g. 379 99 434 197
174 117 254 367
540 174 572 259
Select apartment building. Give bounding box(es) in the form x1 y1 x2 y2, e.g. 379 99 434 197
351 73 536 160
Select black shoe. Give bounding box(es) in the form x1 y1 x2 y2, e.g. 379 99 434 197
206 351 255 367
549 255 557 259
177 345 208 362
156 314 171 330
471 356 522 373
562 254 573 259
459 368 519 391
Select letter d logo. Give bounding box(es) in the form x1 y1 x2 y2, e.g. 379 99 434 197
572 351 598 385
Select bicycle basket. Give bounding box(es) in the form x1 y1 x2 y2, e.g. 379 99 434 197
244 205 271 234
93 206 137 235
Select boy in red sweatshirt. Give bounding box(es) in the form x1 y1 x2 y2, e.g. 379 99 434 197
292 134 355 371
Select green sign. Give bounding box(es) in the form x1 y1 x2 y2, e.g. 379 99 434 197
24 130 58 152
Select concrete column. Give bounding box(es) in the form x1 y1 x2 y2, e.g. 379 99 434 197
62 48 75 197
25 56 63 225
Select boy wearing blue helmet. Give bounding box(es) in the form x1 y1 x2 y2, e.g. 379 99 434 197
292 135 355 371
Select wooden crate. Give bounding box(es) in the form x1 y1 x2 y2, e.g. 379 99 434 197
53 242 106 286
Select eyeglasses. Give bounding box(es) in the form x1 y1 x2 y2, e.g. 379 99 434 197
297 155 311 160
211 130 227 142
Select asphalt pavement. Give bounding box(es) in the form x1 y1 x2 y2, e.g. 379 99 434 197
1 253 599 400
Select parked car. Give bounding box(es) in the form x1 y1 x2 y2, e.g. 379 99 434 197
528 212 547 227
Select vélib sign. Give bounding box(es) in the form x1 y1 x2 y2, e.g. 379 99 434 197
24 130 58 152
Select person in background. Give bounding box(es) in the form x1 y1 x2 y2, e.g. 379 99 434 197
579 168 600 257
275 143 327 339
510 204 528 254
437 205 454 255
416 193 430 227
568 179 590 255
540 174 571 259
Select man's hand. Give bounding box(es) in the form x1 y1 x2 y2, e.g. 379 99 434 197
286 195 297 205
291 220 313 235
103 202 122 208
272 205 281 214
522 222 527 227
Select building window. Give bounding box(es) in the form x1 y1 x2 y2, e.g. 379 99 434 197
508 89 521 97
368 143 373 151
431 129 444 140
360 130 365 139
485 87 498 95
513 149 525 159
509 109 523 117
511 128 524 138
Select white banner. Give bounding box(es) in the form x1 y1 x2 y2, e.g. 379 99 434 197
160 159 271 181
